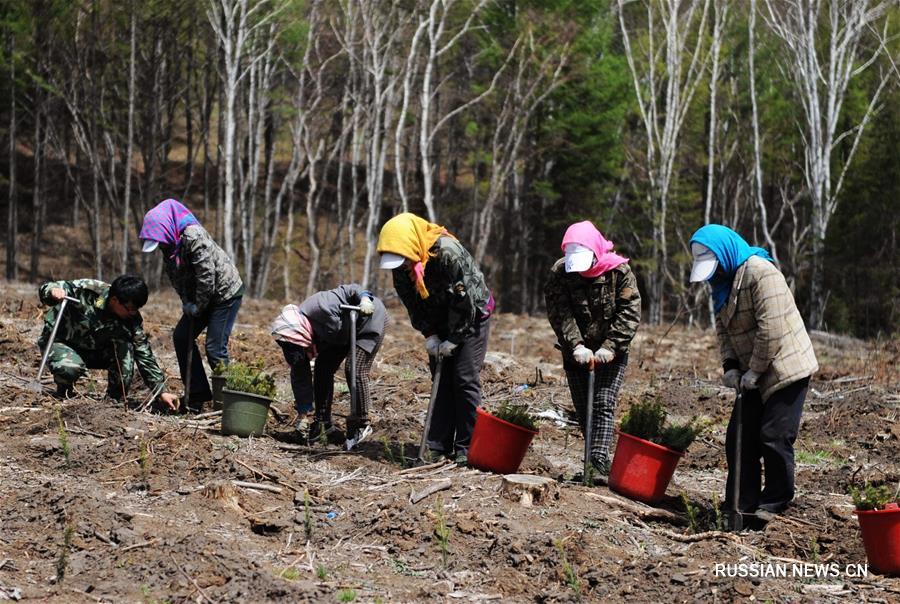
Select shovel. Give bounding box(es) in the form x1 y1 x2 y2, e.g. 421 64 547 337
728 388 745 531
418 354 444 462
339 304 368 451
182 316 195 413
31 295 81 392
583 359 596 486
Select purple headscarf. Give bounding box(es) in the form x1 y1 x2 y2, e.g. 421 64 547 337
139 199 200 265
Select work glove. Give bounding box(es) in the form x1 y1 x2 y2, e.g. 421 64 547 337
741 369 761 391
572 344 593 365
359 296 375 316
425 335 442 357
594 347 615 364
438 340 458 358
723 368 742 390
182 302 200 317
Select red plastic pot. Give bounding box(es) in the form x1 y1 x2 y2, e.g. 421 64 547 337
608 430 684 504
855 502 900 575
467 407 539 474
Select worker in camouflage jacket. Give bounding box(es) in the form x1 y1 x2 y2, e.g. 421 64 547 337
690 224 817 524
544 221 642 481
377 213 494 465
140 199 243 412
37 274 179 410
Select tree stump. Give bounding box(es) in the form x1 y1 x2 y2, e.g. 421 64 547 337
499 474 559 507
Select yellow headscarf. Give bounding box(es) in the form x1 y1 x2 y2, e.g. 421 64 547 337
376 213 454 298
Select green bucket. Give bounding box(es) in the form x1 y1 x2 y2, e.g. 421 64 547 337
221 388 272 437
211 375 226 411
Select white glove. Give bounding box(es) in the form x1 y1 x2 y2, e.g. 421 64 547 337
359 297 375 316
594 348 614 364
425 335 442 357
741 369 761 390
572 344 593 365
723 369 742 390
439 340 458 357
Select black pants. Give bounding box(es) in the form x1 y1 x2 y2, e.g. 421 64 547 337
426 317 491 457
725 377 809 514
278 337 382 426
173 295 243 403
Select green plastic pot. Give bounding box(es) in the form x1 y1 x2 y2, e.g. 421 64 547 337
221 388 272 437
211 375 226 411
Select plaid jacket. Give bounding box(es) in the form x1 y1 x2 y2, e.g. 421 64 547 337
715 255 818 401
544 259 642 366
164 224 243 312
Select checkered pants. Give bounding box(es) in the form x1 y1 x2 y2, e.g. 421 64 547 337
565 352 629 467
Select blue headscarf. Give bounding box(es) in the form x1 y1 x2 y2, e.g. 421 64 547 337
690 224 773 314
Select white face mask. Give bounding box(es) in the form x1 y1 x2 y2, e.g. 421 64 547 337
564 243 595 273
689 242 719 282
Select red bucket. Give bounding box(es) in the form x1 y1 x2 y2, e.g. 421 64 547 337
467 407 539 474
855 503 900 575
608 431 683 504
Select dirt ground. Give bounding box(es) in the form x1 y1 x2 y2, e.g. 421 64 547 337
1 280 899 603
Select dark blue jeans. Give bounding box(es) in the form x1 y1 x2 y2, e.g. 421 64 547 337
173 296 242 403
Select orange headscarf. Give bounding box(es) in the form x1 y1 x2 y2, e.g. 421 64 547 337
376 213 454 298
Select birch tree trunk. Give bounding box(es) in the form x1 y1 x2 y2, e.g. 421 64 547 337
763 0 891 328
618 0 713 324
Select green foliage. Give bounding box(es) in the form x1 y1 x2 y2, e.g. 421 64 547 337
553 538 581 599
316 565 328 581
279 567 300 581
56 523 74 582
212 361 228 376
659 419 706 453
55 407 70 463
223 361 277 399
619 398 706 452
336 589 356 602
303 490 313 541
619 399 667 442
681 493 699 534
849 483 898 511
493 401 539 431
433 496 451 568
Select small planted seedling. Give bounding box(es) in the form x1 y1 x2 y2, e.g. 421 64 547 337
316 565 329 581
712 492 724 531
56 523 75 583
681 492 699 534
381 436 396 465
554 538 581 600
303 490 314 541
278 567 300 581
433 496 451 567
55 407 70 463
337 589 356 602
138 439 151 480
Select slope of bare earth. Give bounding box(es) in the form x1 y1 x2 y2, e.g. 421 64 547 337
1 281 899 603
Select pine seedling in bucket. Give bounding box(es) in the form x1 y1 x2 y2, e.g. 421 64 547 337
494 401 539 431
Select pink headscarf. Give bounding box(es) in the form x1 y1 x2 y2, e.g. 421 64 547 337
270 305 317 358
139 199 200 266
561 221 629 278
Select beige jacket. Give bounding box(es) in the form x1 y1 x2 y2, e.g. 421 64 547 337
715 255 818 401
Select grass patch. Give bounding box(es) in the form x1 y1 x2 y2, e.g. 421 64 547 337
337 588 356 602
796 450 833 466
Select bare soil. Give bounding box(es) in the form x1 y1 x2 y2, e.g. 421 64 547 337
1 281 899 603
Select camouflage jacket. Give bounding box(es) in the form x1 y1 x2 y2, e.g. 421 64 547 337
299 284 387 354
164 224 243 311
38 279 166 390
544 259 642 364
393 236 493 344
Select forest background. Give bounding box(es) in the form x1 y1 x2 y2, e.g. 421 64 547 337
1 0 898 337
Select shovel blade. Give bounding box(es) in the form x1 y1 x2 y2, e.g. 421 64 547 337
345 425 373 451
